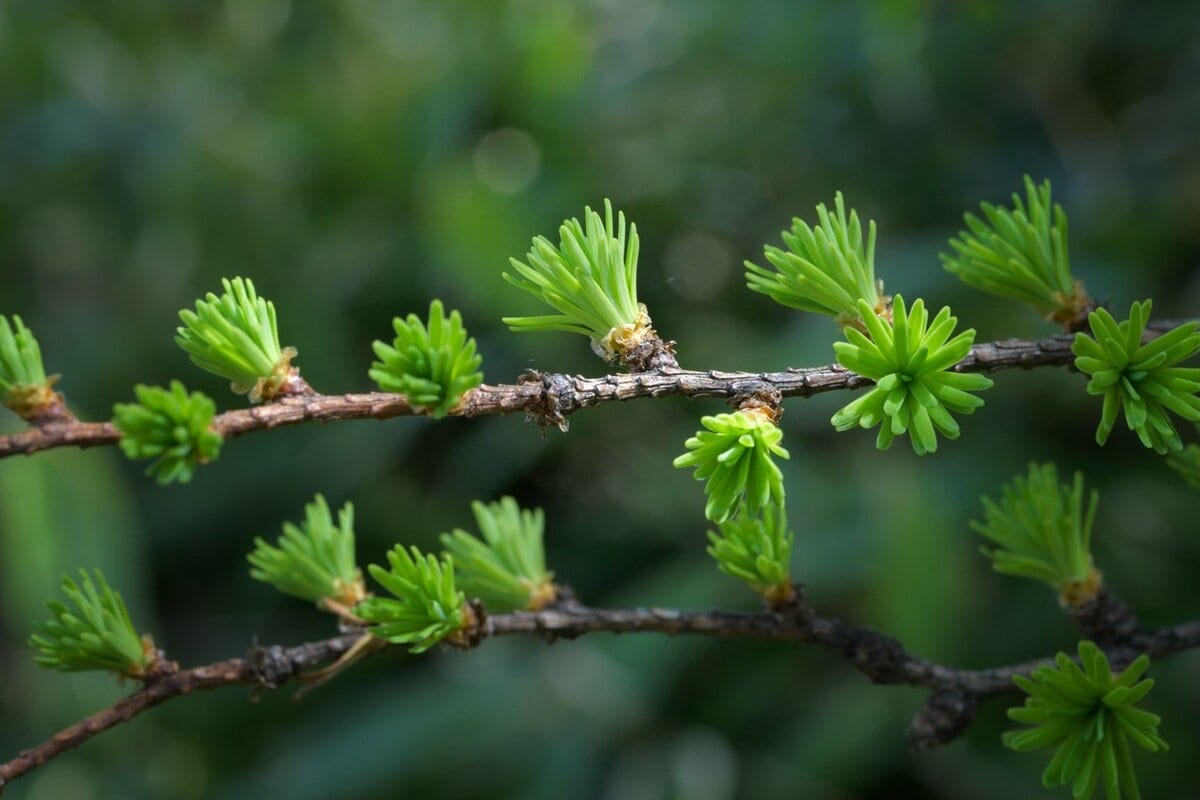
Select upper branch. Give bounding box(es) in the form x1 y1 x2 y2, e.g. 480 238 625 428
2 321 1184 460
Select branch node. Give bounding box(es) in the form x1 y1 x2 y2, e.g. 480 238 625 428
518 370 573 433
907 690 979 751
728 384 784 424
1069 586 1140 647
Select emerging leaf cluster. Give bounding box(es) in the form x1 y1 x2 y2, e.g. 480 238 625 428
248 495 365 608
440 497 555 611
707 505 793 604
745 193 884 325
1072 300 1200 454
502 200 644 356
832 296 993 454
942 176 1088 323
1006 642 1167 800
177 277 296 402
674 410 789 524
0 314 56 418
369 300 483 418
973 464 1098 603
29 570 154 677
112 381 223 485
356 546 468 653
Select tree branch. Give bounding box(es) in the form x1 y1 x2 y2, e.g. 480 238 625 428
5 591 1199 792
1 321 1186 460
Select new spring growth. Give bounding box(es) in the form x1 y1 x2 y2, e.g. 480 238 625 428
112 381 223 485
369 299 484 418
356 546 470 653
1072 300 1200 454
503 200 653 364
1005 642 1167 800
745 192 887 327
707 504 794 606
248 494 366 612
29 570 157 678
176 277 305 403
942 176 1091 327
674 408 789 524
973 464 1100 606
831 295 993 455
440 497 556 611
0 314 64 422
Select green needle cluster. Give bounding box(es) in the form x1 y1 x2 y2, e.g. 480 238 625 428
1005 642 1167 800
942 176 1089 325
440 497 556 611
674 410 789 524
1072 300 1200 454
356 546 469 653
0 314 58 419
29 570 155 678
831 295 993 454
972 464 1099 604
707 505 794 605
502 200 647 360
745 192 885 325
369 299 484 418
176 277 298 402
112 381 223 485
248 495 365 608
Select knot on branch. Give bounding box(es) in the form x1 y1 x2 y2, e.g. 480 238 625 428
907 690 979 751
249 642 295 689
1069 587 1140 647
619 333 679 373
518 370 575 433
835 626 909 684
728 384 784 424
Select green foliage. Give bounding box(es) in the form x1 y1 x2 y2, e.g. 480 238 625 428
0 313 57 418
973 464 1098 602
831 295 993 454
502 200 646 359
440 497 555 611
248 495 365 607
356 546 468 653
707 505 794 603
1072 300 1200 454
674 410 789 524
112 381 223 485
29 570 154 677
369 299 484 418
745 192 884 325
1005 642 1167 800
176 277 298 402
942 176 1089 323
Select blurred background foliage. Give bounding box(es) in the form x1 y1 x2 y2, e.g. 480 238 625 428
1 1 1199 798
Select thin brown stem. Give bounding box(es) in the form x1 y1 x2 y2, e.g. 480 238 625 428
2 321 1186 459
4 594 1199 792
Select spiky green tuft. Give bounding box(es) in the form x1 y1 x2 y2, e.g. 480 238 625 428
440 497 555 611
502 200 647 360
831 295 993 455
942 176 1090 325
369 300 484 418
112 381 223 485
674 410 789 524
0 314 60 420
1005 642 1167 800
356 546 469 653
745 192 885 325
1072 300 1200 454
707 505 794 605
248 495 365 608
29 570 156 678
176 277 300 402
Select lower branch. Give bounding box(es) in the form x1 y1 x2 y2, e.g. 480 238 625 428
5 592 1200 792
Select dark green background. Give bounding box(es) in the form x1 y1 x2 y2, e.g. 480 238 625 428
2 1 1199 798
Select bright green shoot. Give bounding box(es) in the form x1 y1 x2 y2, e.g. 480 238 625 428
440 497 556 611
